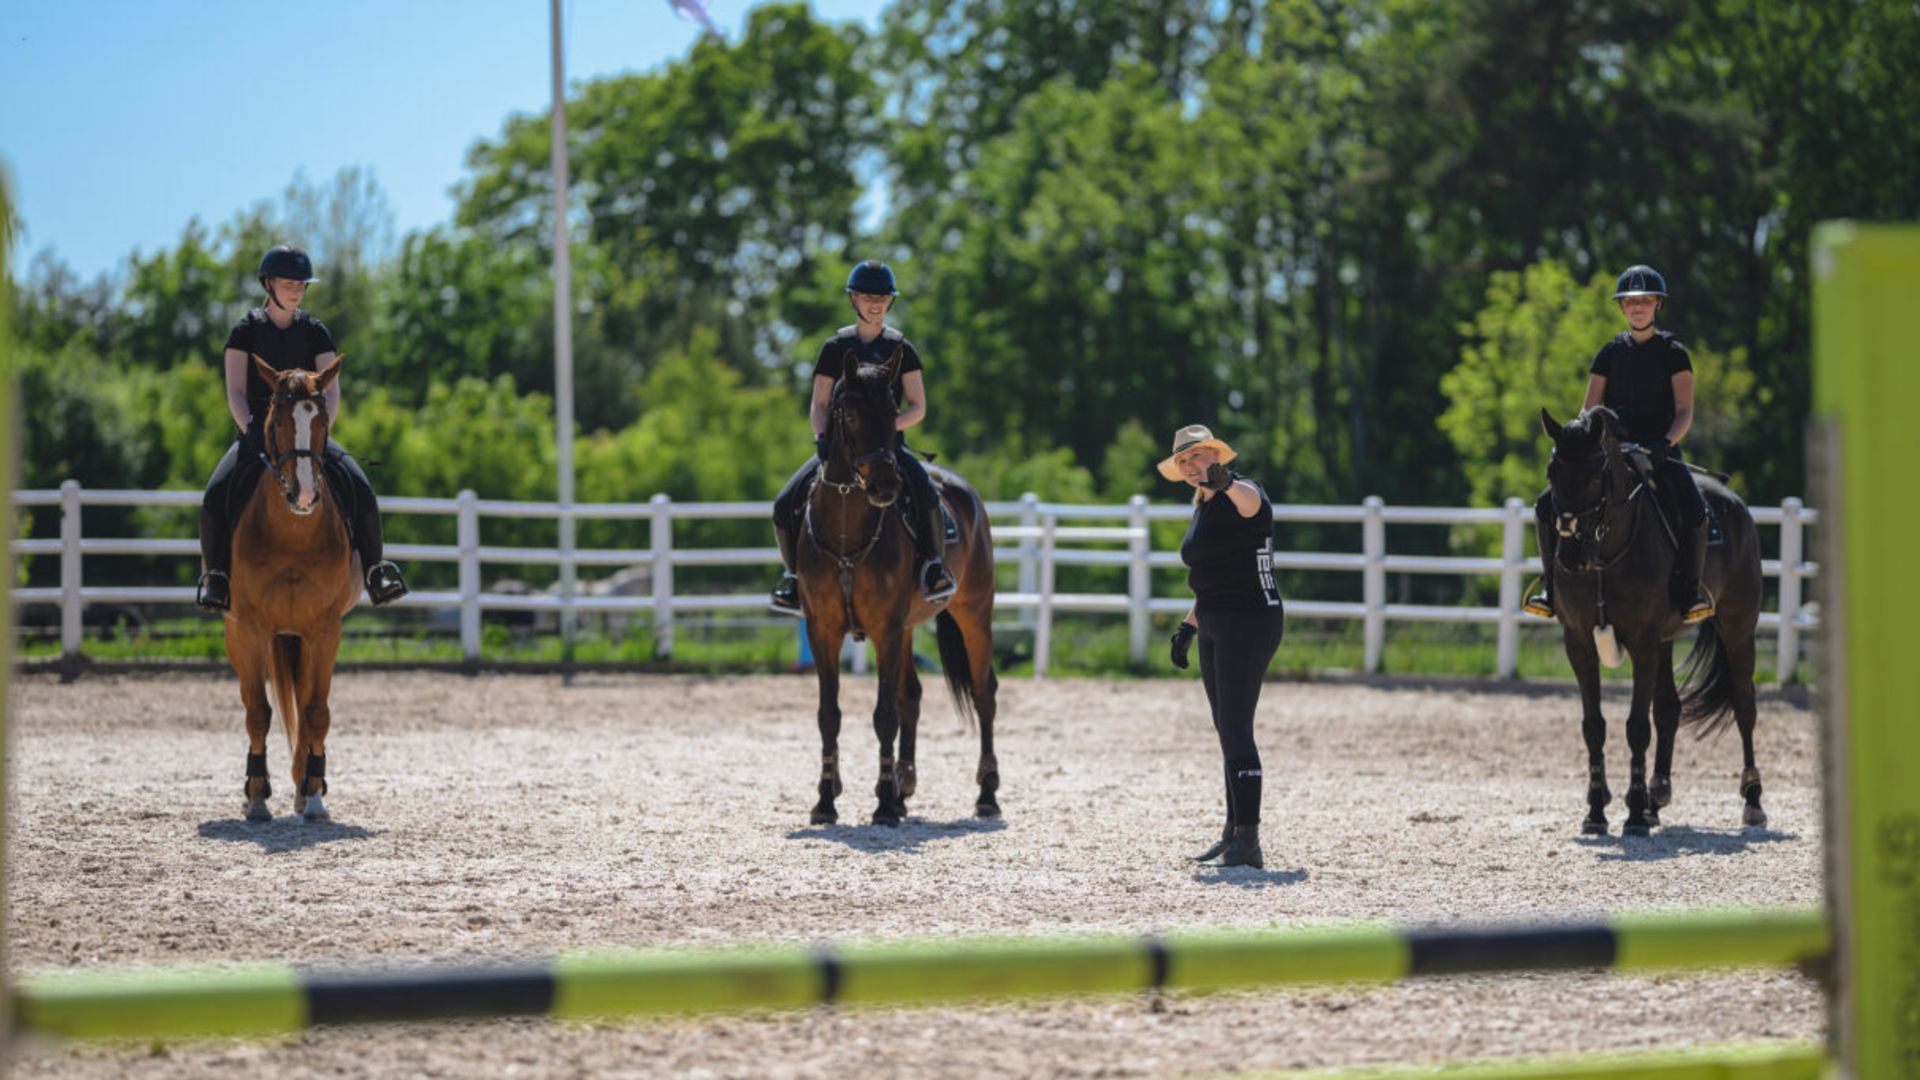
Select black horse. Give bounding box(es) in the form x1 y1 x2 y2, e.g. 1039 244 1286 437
796 348 1001 826
1538 406 1767 836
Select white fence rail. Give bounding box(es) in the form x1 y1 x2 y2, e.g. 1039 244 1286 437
8 482 1820 681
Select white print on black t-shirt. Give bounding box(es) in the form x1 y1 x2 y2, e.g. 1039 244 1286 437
1255 538 1281 607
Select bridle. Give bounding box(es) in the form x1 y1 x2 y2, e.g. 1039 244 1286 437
256 388 328 502
1551 439 1648 573
815 378 897 499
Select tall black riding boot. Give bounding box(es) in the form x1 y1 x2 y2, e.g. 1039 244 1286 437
1681 518 1714 624
196 506 232 612
769 512 803 615
916 498 956 603
351 496 408 606
1523 495 1556 618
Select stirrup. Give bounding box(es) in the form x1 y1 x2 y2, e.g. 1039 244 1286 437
365 561 409 606
1520 577 1554 619
769 573 804 616
920 560 957 604
1682 587 1716 625
196 570 231 613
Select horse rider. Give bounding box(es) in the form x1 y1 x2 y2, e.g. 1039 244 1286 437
195 244 409 612
768 260 957 613
1524 264 1714 624
1162 424 1286 869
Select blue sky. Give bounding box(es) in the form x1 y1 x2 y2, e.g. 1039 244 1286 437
0 0 887 280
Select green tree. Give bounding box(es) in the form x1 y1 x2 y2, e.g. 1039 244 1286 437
457 3 879 382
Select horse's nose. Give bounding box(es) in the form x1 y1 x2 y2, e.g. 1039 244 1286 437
294 489 318 513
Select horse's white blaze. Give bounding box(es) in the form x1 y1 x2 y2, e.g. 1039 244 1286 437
292 400 319 512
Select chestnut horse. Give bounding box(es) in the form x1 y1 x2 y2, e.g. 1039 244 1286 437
223 356 358 822
797 349 1000 826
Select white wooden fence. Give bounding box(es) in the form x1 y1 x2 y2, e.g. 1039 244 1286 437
8 482 1820 681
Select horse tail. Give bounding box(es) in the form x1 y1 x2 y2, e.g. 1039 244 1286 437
1678 618 1737 737
268 633 303 757
934 609 977 731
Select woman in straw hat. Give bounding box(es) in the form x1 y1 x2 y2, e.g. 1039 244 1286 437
1159 424 1285 869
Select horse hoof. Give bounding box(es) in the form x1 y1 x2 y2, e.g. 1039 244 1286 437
302 795 329 822
244 801 272 823
1743 806 1768 828
1623 821 1651 837
871 810 901 827
975 800 1001 818
810 806 838 826
1582 818 1608 836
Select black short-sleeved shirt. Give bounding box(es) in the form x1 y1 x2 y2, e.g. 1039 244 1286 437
1589 331 1692 446
224 309 336 430
1180 475 1284 614
810 325 923 408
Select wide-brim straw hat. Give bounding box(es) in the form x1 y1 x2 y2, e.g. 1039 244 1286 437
1156 424 1237 481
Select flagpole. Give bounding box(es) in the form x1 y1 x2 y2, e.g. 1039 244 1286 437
550 0 577 659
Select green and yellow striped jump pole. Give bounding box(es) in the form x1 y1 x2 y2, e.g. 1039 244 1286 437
10 907 1827 1042
1813 223 1920 1080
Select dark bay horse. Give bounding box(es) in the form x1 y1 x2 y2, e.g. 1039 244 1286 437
224 356 359 822
797 349 1000 826
1539 406 1766 836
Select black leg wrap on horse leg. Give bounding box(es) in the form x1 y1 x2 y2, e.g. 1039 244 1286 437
245 751 270 799
306 752 328 795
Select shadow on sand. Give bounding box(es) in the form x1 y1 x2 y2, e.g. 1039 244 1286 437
1575 824 1798 862
197 816 382 853
784 814 1008 854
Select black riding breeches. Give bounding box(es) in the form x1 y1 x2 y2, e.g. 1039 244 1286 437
1196 604 1285 826
200 436 385 574
1533 487 1555 581
1654 453 1707 530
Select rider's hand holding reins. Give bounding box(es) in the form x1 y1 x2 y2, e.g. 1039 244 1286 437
1169 622 1197 669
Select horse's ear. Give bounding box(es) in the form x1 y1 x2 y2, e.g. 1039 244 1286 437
1539 407 1563 441
316 356 343 393
884 345 903 380
252 353 279 386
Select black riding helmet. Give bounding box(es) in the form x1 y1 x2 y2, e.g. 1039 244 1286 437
258 244 319 293
845 260 898 296
1612 264 1667 299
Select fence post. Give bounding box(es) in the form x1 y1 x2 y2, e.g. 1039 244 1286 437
1362 495 1385 673
1034 515 1057 679
650 493 673 659
1777 497 1805 685
60 479 82 662
1128 495 1150 667
1497 497 1525 678
457 490 481 663
1017 491 1040 631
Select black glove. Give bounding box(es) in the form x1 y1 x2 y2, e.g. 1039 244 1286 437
1169 622 1197 669
814 435 832 463
1201 462 1233 493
